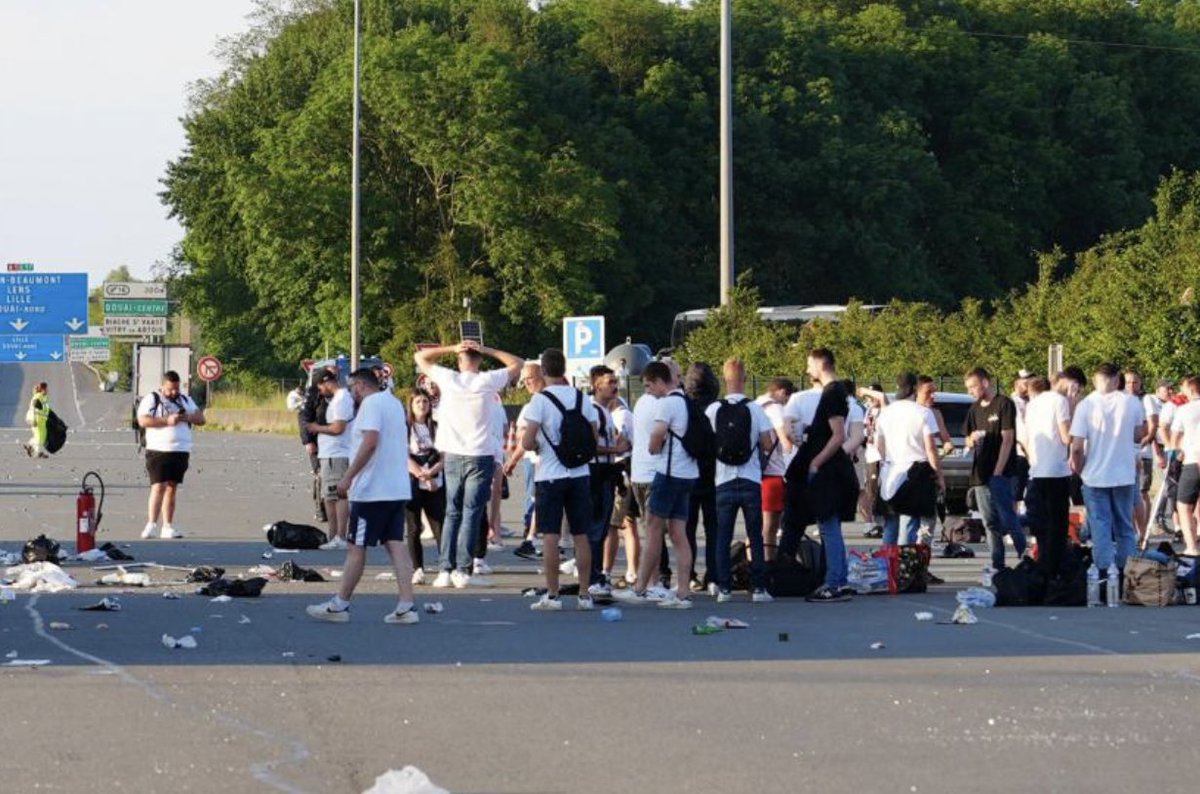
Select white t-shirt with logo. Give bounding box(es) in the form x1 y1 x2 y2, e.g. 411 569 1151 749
630 394 660 485
427 365 512 456
318 388 355 459
348 391 412 502
706 394 772 486
525 384 598 482
757 396 793 477
655 390 699 480
138 391 200 453
1171 400 1200 463
1069 390 1146 488
874 399 938 500
1025 391 1072 479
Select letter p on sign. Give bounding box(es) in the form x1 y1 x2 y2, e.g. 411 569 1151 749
563 316 605 372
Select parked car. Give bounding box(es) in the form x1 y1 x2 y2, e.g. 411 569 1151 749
930 392 975 515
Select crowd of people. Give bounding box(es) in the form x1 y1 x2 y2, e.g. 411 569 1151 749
276 340 1183 624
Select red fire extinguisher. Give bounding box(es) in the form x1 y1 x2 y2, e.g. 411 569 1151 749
76 471 105 554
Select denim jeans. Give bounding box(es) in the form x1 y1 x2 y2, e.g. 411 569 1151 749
440 453 495 572
882 514 919 546
1082 483 1138 571
972 475 1026 569
819 516 847 589
715 478 766 591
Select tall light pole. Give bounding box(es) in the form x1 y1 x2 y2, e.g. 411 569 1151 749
349 0 363 371
718 0 734 306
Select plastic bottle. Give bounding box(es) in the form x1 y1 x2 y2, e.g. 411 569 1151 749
1106 563 1120 608
1086 564 1100 607
981 565 994 588
600 607 622 622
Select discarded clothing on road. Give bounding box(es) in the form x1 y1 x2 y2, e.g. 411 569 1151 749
185 566 226 583
21 535 61 565
3 561 78 593
278 561 324 582
264 521 327 550
197 577 268 598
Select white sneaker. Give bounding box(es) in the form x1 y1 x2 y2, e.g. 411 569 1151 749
658 594 694 610
707 582 720 597
467 575 493 588
411 568 426 586
450 570 470 589
644 585 672 602
752 589 775 604
384 606 420 625
487 540 505 551
140 522 157 539
432 571 453 589
473 559 494 576
558 559 578 577
716 590 735 603
306 599 350 623
160 526 182 539
612 588 648 604
319 537 346 551
577 595 594 611
530 594 563 611
588 582 613 597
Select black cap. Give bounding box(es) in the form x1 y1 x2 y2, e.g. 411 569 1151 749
317 370 339 384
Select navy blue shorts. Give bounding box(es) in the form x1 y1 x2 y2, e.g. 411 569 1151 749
648 473 696 522
535 476 591 536
348 500 407 547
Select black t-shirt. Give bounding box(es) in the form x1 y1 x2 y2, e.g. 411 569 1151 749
965 392 1017 486
801 381 850 463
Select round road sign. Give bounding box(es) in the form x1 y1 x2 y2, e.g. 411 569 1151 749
197 355 223 383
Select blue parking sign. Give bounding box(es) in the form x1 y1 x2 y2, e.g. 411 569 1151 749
563 316 605 362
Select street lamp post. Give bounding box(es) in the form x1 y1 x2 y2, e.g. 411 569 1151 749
349 0 363 372
719 0 734 306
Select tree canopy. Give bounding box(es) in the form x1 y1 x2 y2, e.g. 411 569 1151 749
162 0 1200 381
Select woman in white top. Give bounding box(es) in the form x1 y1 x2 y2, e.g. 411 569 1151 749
406 391 445 584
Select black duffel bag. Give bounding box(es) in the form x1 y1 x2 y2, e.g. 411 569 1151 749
266 521 327 550
994 557 1047 606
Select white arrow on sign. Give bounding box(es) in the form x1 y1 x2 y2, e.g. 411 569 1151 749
65 318 84 331
50 351 62 361
15 352 26 361
10 319 28 332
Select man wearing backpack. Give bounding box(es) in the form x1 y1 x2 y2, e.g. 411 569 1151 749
521 349 599 610
707 359 775 603
615 361 710 609
137 371 205 540
587 365 631 597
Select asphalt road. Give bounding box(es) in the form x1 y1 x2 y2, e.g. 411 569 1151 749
1 365 1200 793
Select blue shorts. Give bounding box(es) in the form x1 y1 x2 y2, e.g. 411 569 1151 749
535 476 591 536
648 473 696 522
348 500 407 547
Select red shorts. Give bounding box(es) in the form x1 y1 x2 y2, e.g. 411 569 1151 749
761 475 786 513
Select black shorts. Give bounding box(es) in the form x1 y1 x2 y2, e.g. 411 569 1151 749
348 500 408 547
146 451 190 485
1178 464 1200 506
535 476 591 536
1140 458 1153 494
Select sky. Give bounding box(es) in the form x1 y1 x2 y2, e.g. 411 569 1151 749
0 1 257 285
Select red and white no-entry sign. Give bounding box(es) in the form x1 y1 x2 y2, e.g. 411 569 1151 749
197 355 223 383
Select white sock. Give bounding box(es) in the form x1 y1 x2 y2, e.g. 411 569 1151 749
331 595 350 610
395 600 414 613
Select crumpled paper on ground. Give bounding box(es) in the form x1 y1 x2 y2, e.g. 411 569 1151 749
362 766 449 794
3 562 78 593
950 604 978 625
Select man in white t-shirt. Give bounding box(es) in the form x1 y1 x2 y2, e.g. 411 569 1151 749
503 361 545 560
605 389 637 584
757 378 796 557
615 361 697 608
1069 364 1147 582
521 349 599 610
874 373 943 547
306 370 356 551
627 376 661 585
307 368 419 625
708 359 774 603
586 365 630 597
1169 376 1200 556
136 371 205 540
1151 379 1179 532
1024 374 1075 577
1125 370 1159 540
415 340 522 588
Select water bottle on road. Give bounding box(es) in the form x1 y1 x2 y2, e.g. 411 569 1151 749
1106 563 1120 607
1086 564 1100 607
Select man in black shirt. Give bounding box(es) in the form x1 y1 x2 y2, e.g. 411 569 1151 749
964 366 1026 569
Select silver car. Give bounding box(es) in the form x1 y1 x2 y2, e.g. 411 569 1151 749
929 392 976 515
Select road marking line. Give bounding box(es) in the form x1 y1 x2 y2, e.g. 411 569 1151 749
68 362 87 429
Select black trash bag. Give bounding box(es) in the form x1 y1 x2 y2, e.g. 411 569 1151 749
186 566 226 583
767 538 825 598
45 411 68 454
994 557 1047 606
22 535 61 564
99 543 134 562
198 577 268 598
266 521 327 550
278 561 324 583
1043 545 1092 607
942 542 976 559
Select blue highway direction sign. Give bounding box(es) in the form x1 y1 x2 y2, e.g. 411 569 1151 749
0 334 67 363
0 273 88 334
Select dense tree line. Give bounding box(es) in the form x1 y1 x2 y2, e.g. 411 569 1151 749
161 0 1200 380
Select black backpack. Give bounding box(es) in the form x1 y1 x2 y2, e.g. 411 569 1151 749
266 521 328 550
669 392 716 466
714 398 754 466
540 389 598 469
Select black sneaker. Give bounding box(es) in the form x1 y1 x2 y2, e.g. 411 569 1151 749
514 540 541 561
836 586 856 599
807 585 852 603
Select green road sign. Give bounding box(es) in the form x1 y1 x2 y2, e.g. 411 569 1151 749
103 299 168 317
69 335 111 349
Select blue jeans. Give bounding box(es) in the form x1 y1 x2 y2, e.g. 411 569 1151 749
882 514 917 546
521 458 536 531
440 454 495 572
1082 484 1138 571
819 516 847 589
973 476 1026 569
715 478 766 591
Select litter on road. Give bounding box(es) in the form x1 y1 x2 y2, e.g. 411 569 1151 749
4 562 78 593
363 766 449 794
162 634 198 649
79 598 122 612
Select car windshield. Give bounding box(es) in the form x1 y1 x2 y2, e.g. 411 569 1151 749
935 401 971 439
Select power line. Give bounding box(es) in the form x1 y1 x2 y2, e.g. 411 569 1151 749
943 27 1200 56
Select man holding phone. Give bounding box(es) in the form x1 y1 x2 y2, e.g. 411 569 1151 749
414 339 523 587
964 366 1026 569
137 371 205 540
